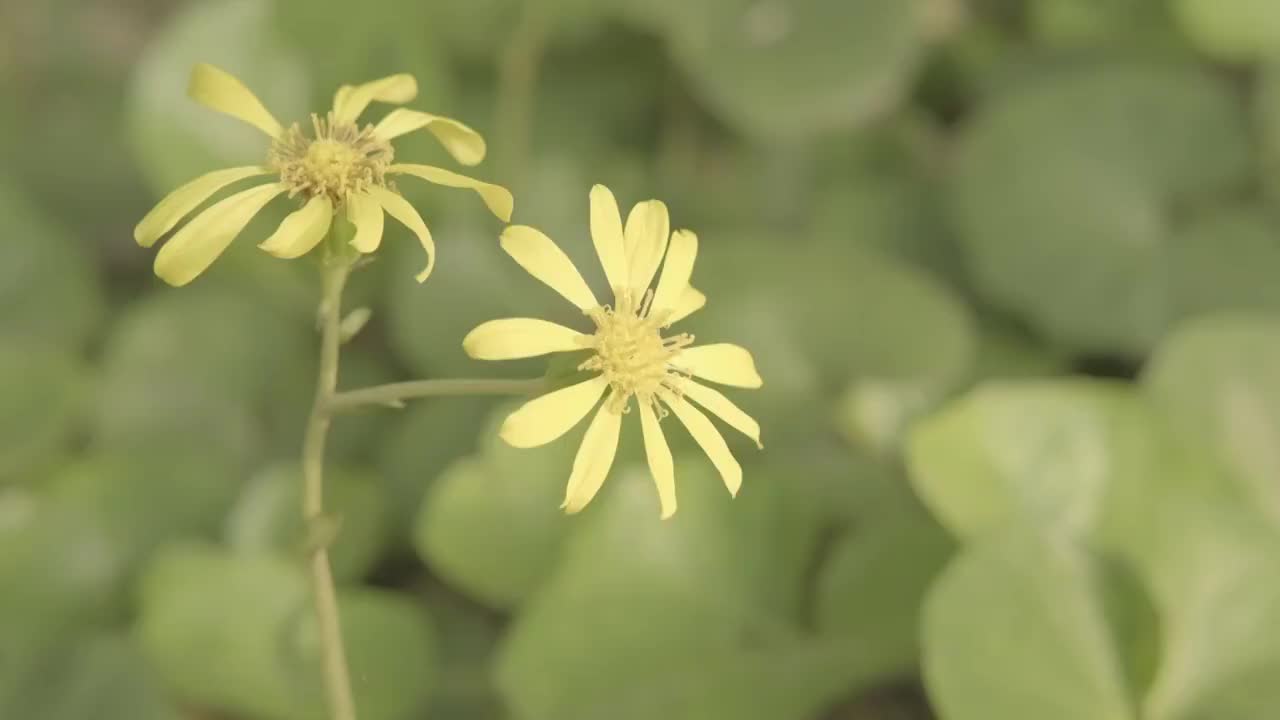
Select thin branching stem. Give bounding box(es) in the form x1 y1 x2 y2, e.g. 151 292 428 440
328 378 544 413
302 251 357 720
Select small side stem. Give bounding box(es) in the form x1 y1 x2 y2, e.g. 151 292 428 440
302 254 357 720
329 378 544 414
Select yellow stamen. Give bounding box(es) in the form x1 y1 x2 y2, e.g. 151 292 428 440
579 289 694 415
268 112 393 206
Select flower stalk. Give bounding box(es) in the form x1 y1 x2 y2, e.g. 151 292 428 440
302 243 358 720
329 377 544 413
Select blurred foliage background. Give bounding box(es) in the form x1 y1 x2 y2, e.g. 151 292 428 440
4 0 1280 718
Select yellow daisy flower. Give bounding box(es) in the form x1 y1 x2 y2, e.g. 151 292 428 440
134 63 512 286
463 185 763 518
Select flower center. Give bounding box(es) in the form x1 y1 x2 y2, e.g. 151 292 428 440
581 289 693 414
269 112 393 206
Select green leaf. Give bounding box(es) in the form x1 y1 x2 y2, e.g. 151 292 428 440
138 543 435 720
907 379 1146 541
951 61 1252 354
815 503 953 677
0 633 182 720
127 0 308 196
692 237 975 450
413 406 575 609
1173 0 1280 62
224 462 391 582
0 448 243 635
94 287 310 469
668 0 961 139
1143 314 1280 528
497 461 861 720
1029 0 1178 48
0 179 104 353
0 344 83 483
1129 496 1280 720
922 525 1136 720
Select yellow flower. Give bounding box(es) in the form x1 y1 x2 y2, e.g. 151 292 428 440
135 64 512 286
463 185 763 518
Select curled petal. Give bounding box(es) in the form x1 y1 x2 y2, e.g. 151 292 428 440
188 63 283 138
332 73 417 125
367 187 434 282
639 402 677 519
373 109 486 165
499 225 597 311
650 229 697 316
346 192 385 254
389 164 512 222
499 375 609 449
663 392 742 497
562 403 623 514
258 195 333 259
676 344 763 388
135 166 272 247
463 318 587 360
154 183 287 287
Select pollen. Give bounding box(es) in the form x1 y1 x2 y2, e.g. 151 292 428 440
268 112 393 206
581 289 694 414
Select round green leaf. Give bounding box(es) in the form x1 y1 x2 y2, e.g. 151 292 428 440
669 0 960 139
1143 314 1280 528
94 287 310 467
0 634 182 720
127 0 308 195
815 504 952 678
413 409 575 608
497 461 850 720
0 345 84 483
225 462 391 582
138 543 435 720
907 380 1143 541
1173 0 1280 62
0 179 104 352
923 526 1136 720
951 61 1252 354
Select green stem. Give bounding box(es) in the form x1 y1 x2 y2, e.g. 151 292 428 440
494 1 549 185
329 378 544 414
303 252 357 720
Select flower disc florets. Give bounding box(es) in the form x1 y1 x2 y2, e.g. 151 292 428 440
581 288 694 414
269 112 393 206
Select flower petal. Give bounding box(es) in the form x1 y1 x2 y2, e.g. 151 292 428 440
676 344 763 388
367 186 435 282
667 286 706 325
624 199 670 291
332 73 417 125
258 195 333 259
639 401 677 519
389 164 512 221
681 380 762 449
499 225 597 311
346 192 384 253
562 403 623 514
663 392 742 497
650 229 697 316
463 318 588 360
153 183 287 287
500 375 608 449
589 184 628 292
188 63 283 138
135 166 272 248
373 109 486 165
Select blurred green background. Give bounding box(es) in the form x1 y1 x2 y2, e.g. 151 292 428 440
4 0 1280 718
